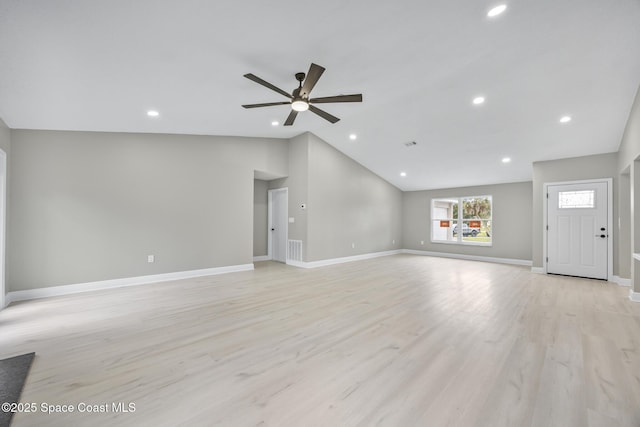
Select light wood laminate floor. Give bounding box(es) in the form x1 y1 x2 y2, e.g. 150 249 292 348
1 255 639 426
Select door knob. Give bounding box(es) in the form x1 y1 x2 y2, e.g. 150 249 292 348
271 228 275 231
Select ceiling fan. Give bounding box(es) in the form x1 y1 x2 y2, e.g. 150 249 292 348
242 63 363 126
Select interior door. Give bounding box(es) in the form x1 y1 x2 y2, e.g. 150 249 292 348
547 182 608 279
269 188 287 263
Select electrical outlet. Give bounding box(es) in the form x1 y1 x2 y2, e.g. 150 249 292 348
351 242 355 249
392 239 395 245
420 240 424 245
147 255 155 263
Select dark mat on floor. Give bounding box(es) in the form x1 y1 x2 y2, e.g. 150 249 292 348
0 352 35 427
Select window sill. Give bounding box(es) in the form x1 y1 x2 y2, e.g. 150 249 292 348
431 240 492 247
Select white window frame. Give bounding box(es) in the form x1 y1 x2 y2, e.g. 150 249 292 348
430 195 493 247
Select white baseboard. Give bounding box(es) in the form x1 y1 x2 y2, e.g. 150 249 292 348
253 255 270 262
531 267 545 274
630 290 640 303
286 250 401 269
401 249 532 267
285 259 307 268
611 275 631 287
5 263 254 306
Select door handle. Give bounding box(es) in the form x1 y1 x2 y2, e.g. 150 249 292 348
595 234 607 238
271 228 275 231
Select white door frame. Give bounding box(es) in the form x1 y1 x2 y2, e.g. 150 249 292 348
267 187 288 262
0 150 6 309
543 178 613 280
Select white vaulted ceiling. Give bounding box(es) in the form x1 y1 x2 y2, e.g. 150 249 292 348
1 0 639 190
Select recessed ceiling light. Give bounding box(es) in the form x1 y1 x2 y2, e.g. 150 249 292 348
502 157 511 163
271 121 279 126
349 134 357 140
400 172 407 177
473 96 485 105
487 4 507 17
147 110 159 117
560 116 572 123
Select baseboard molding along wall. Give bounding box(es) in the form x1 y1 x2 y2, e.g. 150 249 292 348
286 250 402 269
402 249 532 267
9 251 624 305
5 263 254 306
630 290 640 303
612 275 631 287
287 249 531 269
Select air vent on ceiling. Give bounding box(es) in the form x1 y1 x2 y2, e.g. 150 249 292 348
404 141 417 147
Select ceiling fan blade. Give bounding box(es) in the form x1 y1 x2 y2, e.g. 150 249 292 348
242 101 291 109
300 63 325 98
309 94 363 104
284 110 298 126
309 105 340 124
244 74 292 99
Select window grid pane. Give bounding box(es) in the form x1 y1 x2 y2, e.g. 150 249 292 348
432 220 457 242
461 220 491 243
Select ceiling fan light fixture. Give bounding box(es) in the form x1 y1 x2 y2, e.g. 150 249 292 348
291 99 309 112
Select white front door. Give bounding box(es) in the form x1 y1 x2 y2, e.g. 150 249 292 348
268 188 288 263
547 181 608 279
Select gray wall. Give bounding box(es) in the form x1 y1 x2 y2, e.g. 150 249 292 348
306 133 402 261
531 153 618 271
0 118 10 154
618 86 640 172
618 171 631 279
403 181 533 261
7 109 639 294
634 160 640 292
616 84 640 291
253 179 268 257
269 133 309 258
0 118 9 303
269 132 402 262
9 130 288 291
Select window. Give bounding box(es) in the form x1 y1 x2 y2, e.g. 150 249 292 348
431 195 492 245
558 190 595 209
